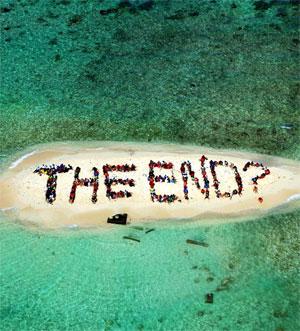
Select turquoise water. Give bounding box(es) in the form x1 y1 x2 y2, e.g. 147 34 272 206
1 0 300 330
0 212 299 330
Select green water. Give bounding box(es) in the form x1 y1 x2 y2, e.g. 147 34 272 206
0 0 299 330
0 213 299 330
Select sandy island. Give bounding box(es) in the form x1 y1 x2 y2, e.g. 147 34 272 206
0 141 300 229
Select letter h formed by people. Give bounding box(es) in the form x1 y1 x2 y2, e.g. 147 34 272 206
69 167 99 204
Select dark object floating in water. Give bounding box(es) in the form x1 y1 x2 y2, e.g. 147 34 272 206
131 226 144 231
145 228 155 234
123 236 140 242
107 213 128 225
205 293 214 304
130 226 155 233
186 239 209 247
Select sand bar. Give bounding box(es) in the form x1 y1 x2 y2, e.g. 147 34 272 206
0 141 300 229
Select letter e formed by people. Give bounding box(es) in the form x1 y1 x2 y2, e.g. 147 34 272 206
102 164 136 199
148 160 178 203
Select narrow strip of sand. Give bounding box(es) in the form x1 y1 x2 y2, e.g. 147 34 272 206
0 141 299 229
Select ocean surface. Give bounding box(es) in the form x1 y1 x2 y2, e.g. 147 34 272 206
0 0 299 330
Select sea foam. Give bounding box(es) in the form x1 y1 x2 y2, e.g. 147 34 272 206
9 151 36 169
68 224 79 229
286 194 300 203
0 207 15 212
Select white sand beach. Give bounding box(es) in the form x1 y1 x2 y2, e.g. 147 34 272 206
0 142 299 229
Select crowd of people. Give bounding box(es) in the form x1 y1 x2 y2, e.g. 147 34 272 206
148 160 178 203
34 164 73 204
34 163 73 176
200 155 210 199
69 166 99 204
243 161 270 202
243 161 271 191
102 164 136 173
102 163 136 200
33 159 270 205
209 160 243 199
180 156 210 200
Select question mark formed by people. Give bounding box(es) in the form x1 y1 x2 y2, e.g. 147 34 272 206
243 161 271 203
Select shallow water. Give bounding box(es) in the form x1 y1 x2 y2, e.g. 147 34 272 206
0 212 299 331
0 0 300 330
